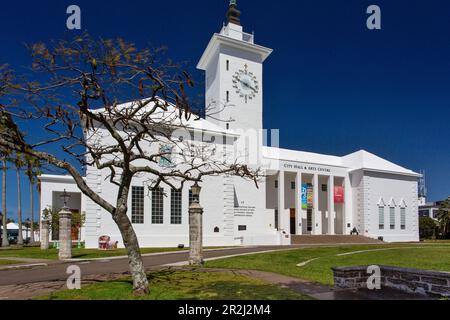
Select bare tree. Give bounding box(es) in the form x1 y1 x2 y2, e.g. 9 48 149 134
0 35 260 294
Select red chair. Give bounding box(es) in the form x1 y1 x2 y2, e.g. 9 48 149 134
98 235 110 250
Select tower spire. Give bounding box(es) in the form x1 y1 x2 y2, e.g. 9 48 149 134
227 0 241 26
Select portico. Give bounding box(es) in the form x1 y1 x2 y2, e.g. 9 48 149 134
266 167 349 238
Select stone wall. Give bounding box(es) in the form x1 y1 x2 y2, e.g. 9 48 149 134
332 265 450 298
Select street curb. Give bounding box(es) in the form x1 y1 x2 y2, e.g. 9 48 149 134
63 246 252 263
0 263 48 271
162 247 301 267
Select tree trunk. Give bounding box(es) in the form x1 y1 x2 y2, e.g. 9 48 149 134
30 179 35 243
114 209 149 295
112 172 149 295
16 168 23 245
1 159 9 247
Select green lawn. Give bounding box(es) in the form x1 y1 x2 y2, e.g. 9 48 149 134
0 259 23 266
36 270 310 300
0 246 188 260
205 244 450 286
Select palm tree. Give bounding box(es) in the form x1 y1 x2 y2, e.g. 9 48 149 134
437 197 450 238
1 156 9 246
25 156 40 244
29 176 34 243
14 154 24 245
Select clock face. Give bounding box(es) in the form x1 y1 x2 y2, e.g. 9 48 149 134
232 64 259 103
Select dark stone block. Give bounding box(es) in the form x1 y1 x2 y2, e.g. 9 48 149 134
420 276 448 286
344 271 362 278
386 277 411 287
332 265 450 298
430 285 450 296
400 273 421 282
335 278 355 289
333 271 347 278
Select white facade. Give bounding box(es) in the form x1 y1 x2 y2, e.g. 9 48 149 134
38 4 420 248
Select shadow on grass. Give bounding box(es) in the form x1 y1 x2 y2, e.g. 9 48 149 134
39 269 310 300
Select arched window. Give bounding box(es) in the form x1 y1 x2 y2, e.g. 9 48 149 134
377 198 386 230
399 199 407 230
388 198 397 230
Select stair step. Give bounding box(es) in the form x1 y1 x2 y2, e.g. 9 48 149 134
291 235 383 245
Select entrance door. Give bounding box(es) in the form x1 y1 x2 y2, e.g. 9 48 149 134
290 209 296 235
307 209 313 232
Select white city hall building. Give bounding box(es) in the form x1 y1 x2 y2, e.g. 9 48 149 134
39 2 420 248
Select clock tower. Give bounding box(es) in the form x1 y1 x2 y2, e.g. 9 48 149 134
197 1 272 132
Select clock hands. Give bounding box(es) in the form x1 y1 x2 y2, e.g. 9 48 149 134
241 79 258 93
234 69 258 102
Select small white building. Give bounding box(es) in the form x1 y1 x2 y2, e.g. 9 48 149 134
0 222 38 242
419 201 441 220
39 2 420 248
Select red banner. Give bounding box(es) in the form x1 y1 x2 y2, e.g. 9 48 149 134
334 186 344 204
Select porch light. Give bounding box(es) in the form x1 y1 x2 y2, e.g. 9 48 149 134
191 182 201 203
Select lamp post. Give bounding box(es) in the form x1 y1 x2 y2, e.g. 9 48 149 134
189 182 204 266
58 189 72 260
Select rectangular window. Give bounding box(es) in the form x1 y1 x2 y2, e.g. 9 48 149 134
171 189 182 225
274 180 278 189
226 60 229 71
159 145 174 168
390 207 395 230
321 184 327 192
432 209 439 219
238 225 247 231
151 188 164 224
226 91 230 102
378 206 384 230
274 209 279 230
400 207 406 230
291 182 296 190
131 186 144 224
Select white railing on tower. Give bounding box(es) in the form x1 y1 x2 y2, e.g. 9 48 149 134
220 25 254 44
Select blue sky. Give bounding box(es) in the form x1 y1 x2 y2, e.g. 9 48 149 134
1 0 449 220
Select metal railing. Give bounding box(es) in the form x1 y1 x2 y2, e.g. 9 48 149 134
220 25 254 44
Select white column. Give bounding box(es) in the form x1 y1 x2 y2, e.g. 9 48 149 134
295 172 302 235
344 175 352 235
328 175 335 235
278 171 289 233
313 174 321 235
